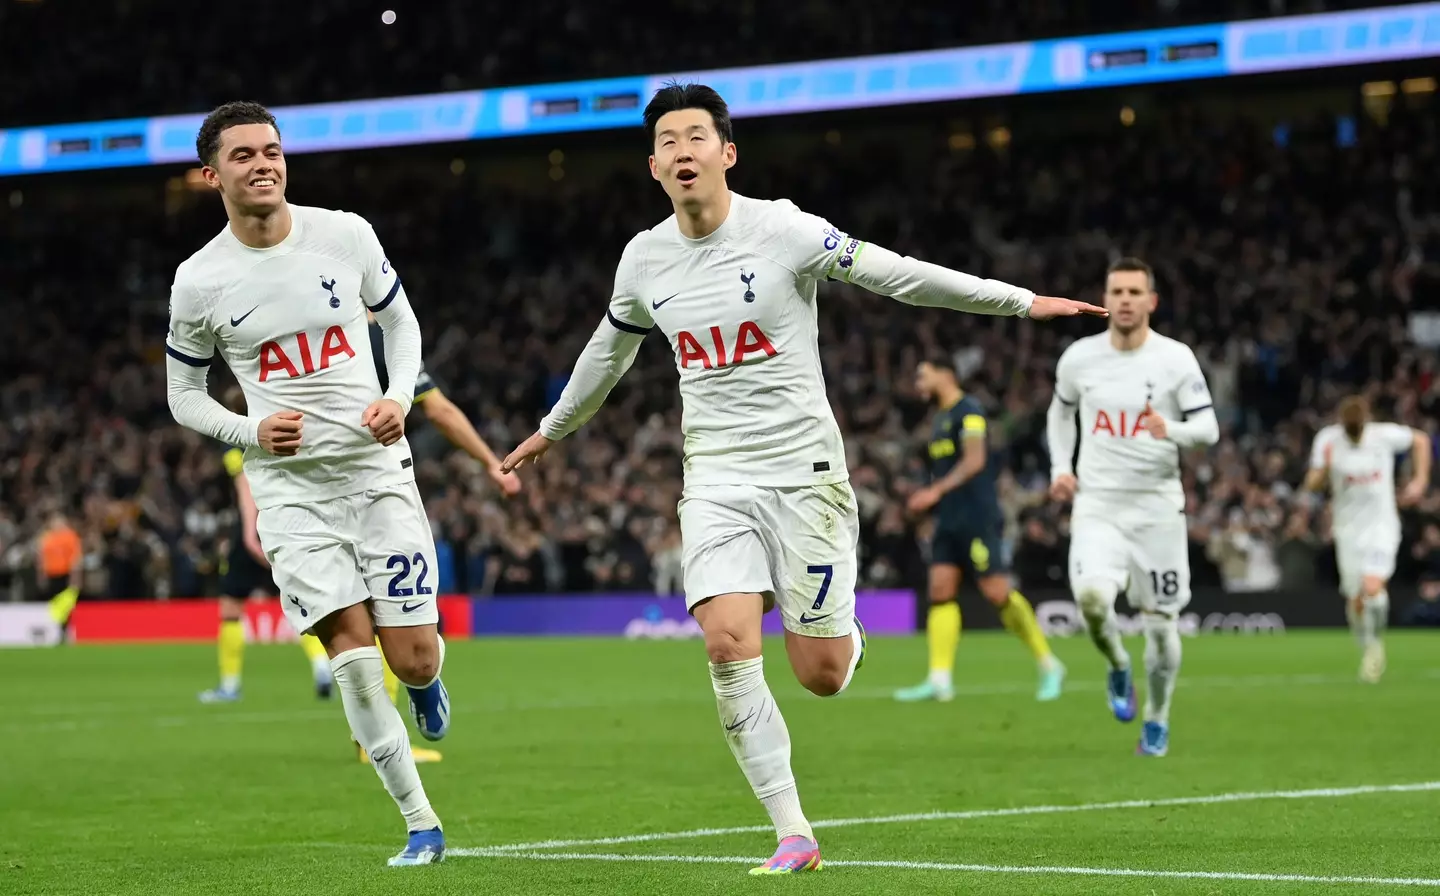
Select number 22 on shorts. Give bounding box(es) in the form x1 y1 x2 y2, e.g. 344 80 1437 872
387 552 434 610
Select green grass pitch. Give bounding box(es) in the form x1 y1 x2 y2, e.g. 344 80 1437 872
3 630 1438 894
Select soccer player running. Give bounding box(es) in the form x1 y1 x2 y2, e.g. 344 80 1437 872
501 83 1105 875
1045 258 1219 758
1302 395 1429 683
165 102 449 866
895 355 1065 704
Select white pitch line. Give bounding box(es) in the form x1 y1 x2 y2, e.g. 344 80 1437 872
477 780 1440 853
459 850 1440 887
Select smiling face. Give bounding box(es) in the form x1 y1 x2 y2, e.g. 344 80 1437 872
648 107 735 210
203 122 286 215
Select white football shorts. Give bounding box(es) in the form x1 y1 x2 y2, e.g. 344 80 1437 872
256 481 440 636
678 482 859 639
1068 493 1191 616
1334 525 1400 598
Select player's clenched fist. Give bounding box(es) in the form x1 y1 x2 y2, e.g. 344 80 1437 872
362 398 406 446
1049 472 1077 502
258 410 304 456
1140 401 1169 440
500 431 554 473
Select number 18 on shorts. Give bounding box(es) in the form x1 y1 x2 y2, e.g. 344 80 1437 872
1068 506 1191 615
257 483 441 635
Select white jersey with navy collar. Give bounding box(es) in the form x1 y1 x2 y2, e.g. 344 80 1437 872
166 204 416 508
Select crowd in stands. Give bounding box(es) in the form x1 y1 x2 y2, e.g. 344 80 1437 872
0 0 1401 128
2 76 1439 606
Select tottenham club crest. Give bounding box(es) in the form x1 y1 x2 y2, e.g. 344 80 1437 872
740 270 756 302
321 276 340 308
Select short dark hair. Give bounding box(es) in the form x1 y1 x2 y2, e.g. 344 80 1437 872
643 82 733 147
196 101 280 168
1107 256 1155 290
920 352 958 378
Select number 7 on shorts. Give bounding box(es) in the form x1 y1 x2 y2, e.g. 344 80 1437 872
806 564 833 611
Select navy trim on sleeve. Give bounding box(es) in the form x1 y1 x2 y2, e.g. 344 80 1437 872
367 276 402 312
1181 404 1213 420
166 344 212 367
607 310 651 335
1056 394 1076 407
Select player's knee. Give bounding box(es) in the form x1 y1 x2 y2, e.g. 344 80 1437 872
704 626 760 666
1074 581 1117 619
978 577 1010 607
1141 612 1178 640
1360 576 1387 599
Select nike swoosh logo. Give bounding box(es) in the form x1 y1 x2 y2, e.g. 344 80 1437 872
799 612 833 625
724 709 756 731
401 601 425 613
230 307 258 327
651 293 679 310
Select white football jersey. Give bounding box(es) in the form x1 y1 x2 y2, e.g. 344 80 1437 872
1310 422 1412 535
1054 331 1213 506
573 194 854 487
166 205 415 508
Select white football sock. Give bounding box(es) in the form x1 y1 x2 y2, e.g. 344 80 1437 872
332 646 441 833
710 657 813 842
1366 590 1390 643
1142 614 1182 724
928 668 953 690
1077 583 1130 671
1347 593 1384 649
220 674 240 692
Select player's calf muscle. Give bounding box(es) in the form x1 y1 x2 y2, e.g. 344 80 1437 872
377 626 441 684
785 639 849 697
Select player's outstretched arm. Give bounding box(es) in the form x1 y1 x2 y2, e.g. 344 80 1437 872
501 314 648 473
774 203 1105 320
502 240 653 473
422 389 521 495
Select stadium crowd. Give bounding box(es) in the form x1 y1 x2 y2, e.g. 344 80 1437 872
1 82 1438 606
0 0 1403 128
